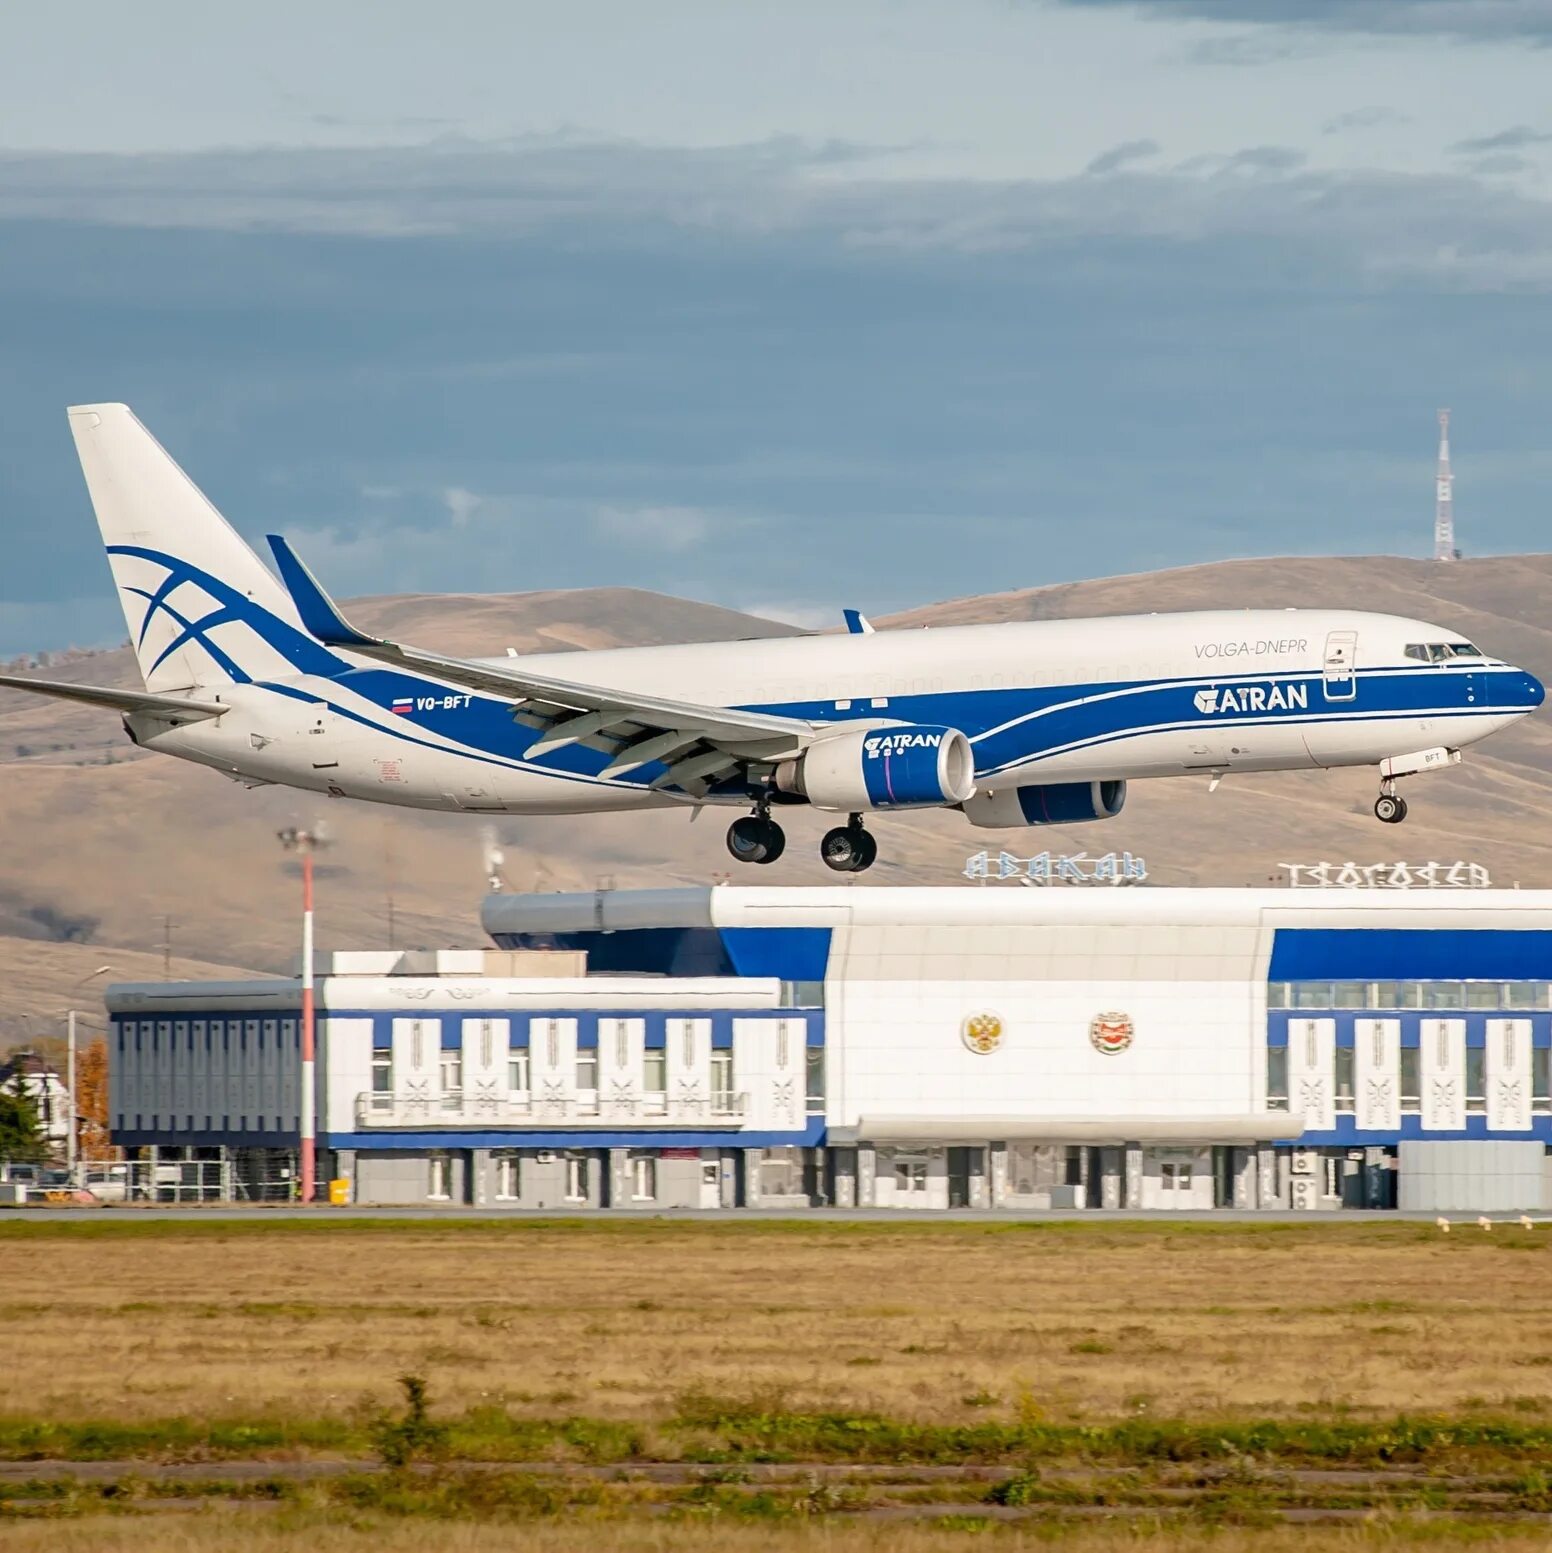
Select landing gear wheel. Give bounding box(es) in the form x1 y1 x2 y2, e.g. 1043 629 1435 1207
820 820 877 873
726 814 786 864
1374 793 1408 824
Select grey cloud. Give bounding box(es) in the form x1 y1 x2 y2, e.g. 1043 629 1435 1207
1086 138 1161 175
1055 0 1552 43
1323 107 1410 134
1467 152 1536 175
1187 32 1316 66
0 136 876 240
1 137 1551 291
1219 146 1308 173
1451 125 1552 153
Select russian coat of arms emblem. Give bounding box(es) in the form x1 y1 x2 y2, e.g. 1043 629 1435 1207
961 1012 1004 1055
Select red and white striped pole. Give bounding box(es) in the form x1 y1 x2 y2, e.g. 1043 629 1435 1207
279 825 329 1205
300 845 316 1206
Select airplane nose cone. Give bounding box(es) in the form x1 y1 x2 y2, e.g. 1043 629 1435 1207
1518 670 1545 710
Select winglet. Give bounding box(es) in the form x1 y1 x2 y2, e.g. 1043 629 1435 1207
266 535 379 648
842 609 874 635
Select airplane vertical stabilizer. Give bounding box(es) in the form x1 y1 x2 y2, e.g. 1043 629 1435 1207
67 404 341 691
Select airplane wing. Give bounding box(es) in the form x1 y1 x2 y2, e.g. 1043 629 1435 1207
266 536 822 791
0 673 226 723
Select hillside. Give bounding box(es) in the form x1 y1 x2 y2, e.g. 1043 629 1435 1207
1 559 1549 1039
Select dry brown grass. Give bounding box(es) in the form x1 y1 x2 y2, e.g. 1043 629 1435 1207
2 1218 1550 1429
7 1512 1552 1553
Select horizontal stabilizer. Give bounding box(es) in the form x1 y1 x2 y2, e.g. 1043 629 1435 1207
0 673 226 722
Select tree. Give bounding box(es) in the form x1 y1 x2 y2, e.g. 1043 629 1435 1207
0 1089 44 1166
76 1040 111 1160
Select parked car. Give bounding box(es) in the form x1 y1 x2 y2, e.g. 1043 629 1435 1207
82 1165 129 1202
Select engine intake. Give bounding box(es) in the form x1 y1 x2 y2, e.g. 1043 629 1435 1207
962 779 1126 828
776 724 975 812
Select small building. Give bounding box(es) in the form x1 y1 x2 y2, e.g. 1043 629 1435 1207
103 886 1552 1212
0 1051 72 1155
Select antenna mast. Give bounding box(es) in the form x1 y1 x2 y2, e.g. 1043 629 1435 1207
1434 408 1458 561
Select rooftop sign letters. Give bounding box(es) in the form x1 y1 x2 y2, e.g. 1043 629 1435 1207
964 850 1149 886
1279 861 1491 890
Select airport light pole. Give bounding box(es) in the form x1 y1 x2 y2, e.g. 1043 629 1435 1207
65 967 113 1180
278 826 329 1204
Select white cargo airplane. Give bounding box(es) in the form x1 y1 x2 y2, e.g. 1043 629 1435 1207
1 405 1542 872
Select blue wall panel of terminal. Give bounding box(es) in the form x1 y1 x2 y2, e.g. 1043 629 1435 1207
488 926 832 981
1270 930 1552 981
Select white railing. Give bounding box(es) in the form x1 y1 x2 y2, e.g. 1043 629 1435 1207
354 1090 749 1129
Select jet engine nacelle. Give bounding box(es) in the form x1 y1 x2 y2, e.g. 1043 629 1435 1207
963 779 1127 828
775 724 975 812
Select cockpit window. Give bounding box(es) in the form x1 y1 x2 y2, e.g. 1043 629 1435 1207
1405 642 1482 663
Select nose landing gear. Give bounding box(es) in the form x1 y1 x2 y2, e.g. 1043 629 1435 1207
726 805 786 865
821 815 877 873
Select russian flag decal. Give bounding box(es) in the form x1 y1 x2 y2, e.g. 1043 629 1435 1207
391 697 413 715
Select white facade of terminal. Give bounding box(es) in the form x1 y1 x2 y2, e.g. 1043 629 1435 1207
104 887 1552 1211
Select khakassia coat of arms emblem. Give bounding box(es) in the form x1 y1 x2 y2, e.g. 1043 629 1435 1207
1089 1011 1134 1055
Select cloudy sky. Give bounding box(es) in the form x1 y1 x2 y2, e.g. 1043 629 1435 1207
3 0 1552 656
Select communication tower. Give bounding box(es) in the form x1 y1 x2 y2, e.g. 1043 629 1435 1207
1434 409 1459 561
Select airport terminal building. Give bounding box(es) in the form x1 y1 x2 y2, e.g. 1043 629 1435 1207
104 887 1552 1212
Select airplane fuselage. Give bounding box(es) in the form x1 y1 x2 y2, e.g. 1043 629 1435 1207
137 607 1543 816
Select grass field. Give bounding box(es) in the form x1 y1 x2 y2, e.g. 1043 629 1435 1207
2 1216 1549 1428
2 1216 1550 1546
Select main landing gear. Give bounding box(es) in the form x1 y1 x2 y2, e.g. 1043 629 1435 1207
724 808 879 871
726 806 786 865
820 815 877 874
1374 779 1409 825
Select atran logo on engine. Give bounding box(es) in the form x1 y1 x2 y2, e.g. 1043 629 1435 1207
864 730 943 757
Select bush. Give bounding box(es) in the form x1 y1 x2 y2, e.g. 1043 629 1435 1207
371 1374 448 1469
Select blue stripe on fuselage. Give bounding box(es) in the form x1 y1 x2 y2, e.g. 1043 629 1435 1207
111 544 1532 796
285 662 1530 795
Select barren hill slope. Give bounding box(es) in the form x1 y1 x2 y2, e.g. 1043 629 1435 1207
1 560 1549 1040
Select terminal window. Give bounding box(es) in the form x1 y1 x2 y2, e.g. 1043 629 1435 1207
439 1050 462 1112
710 1050 735 1112
508 1049 530 1094
643 1049 667 1101
1466 1047 1487 1113
805 1046 825 1113
1269 981 1552 1011
1333 1047 1355 1113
